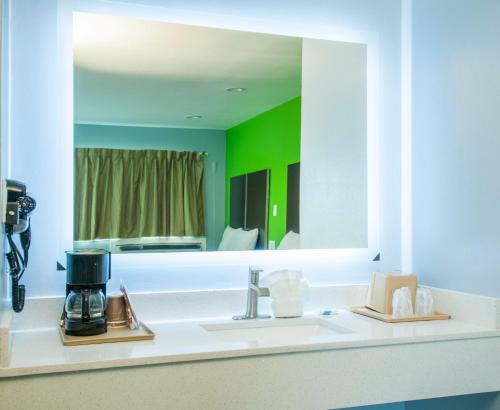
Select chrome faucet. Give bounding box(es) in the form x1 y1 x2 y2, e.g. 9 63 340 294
233 266 271 320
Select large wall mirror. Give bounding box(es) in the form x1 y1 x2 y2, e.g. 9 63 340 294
72 12 373 254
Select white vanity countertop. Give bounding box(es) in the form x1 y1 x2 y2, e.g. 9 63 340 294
2 310 499 378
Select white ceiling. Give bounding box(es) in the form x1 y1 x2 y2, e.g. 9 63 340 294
73 13 302 130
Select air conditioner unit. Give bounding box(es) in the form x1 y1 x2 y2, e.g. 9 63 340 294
74 237 207 253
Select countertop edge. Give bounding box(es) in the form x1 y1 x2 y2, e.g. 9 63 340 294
2 328 499 379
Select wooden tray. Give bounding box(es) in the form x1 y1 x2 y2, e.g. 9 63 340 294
348 305 451 323
59 322 155 346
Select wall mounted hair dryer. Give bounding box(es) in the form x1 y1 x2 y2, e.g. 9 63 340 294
4 179 36 312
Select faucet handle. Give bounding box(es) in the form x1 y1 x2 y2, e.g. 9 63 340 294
248 265 264 284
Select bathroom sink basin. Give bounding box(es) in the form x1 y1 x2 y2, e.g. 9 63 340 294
201 317 353 344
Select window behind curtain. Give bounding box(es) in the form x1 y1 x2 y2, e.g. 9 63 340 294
74 148 205 240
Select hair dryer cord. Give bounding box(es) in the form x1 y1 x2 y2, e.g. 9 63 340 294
20 225 31 266
6 233 26 312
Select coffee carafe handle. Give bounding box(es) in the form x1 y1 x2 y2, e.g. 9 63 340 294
82 289 90 322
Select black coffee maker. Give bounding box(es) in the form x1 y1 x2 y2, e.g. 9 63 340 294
64 250 111 336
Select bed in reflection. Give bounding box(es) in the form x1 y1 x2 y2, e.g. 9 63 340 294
218 164 301 251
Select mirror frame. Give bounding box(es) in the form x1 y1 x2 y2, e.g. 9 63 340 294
56 0 380 269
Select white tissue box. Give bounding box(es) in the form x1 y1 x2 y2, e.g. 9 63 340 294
366 272 417 314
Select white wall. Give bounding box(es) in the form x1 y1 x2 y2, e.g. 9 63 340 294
301 39 368 249
8 0 402 297
412 0 500 298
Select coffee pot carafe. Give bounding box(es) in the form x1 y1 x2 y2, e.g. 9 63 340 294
64 249 110 336
65 288 106 321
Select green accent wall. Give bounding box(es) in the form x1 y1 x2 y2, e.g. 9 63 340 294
226 97 301 246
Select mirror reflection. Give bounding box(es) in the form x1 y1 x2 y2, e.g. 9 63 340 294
73 13 367 253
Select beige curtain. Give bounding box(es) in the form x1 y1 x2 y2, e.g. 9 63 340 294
75 148 205 240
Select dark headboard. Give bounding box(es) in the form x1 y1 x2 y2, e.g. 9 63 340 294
229 175 246 229
287 162 300 234
245 169 269 249
229 169 270 249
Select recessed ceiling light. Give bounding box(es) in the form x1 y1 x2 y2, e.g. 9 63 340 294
225 87 247 93
184 115 202 119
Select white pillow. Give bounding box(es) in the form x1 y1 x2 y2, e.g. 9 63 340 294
229 228 259 251
218 226 242 251
278 231 300 250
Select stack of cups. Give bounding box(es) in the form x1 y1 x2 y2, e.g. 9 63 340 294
262 270 309 318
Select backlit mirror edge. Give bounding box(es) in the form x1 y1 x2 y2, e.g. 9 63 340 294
55 1 380 270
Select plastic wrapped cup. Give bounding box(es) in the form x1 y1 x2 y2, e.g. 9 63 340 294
415 287 434 316
392 287 414 318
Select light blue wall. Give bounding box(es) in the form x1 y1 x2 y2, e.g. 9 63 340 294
412 0 500 298
74 124 226 250
0 0 8 303
7 0 62 297
411 0 500 407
